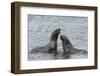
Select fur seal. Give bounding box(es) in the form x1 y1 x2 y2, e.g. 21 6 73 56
60 34 88 59
30 28 61 56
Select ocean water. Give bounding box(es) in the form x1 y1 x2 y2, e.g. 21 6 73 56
28 15 88 61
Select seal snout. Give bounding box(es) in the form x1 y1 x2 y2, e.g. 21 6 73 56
57 28 61 31
60 34 69 41
60 34 65 40
56 28 61 34
60 35 63 40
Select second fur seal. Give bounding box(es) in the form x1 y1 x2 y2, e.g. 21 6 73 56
30 28 61 56
60 34 88 59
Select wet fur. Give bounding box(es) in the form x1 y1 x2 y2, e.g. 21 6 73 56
30 28 60 56
60 34 88 59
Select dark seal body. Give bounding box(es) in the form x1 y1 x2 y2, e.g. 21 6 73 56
60 34 88 59
30 28 61 56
